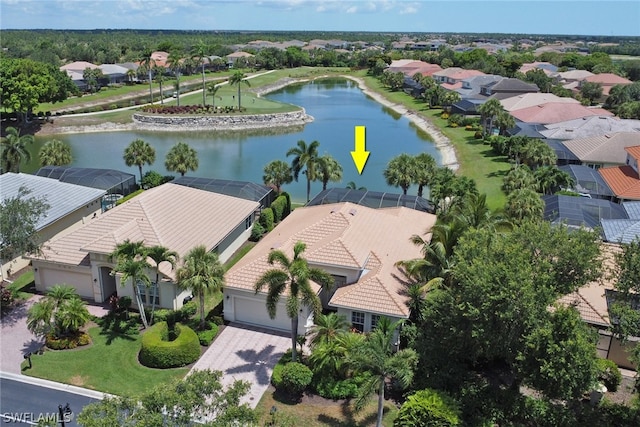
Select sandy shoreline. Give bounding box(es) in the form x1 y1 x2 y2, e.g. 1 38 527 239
36 75 458 171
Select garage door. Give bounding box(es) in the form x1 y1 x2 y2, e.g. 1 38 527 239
39 267 93 299
233 296 291 332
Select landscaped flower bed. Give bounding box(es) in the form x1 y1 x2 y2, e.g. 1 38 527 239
140 105 245 115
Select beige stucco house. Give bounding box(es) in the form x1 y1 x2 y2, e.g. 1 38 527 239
30 183 259 309
224 202 437 335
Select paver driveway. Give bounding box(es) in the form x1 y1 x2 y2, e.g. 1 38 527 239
190 323 290 408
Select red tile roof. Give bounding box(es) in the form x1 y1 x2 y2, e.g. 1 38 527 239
625 145 640 160
584 73 632 86
510 102 613 124
599 165 640 200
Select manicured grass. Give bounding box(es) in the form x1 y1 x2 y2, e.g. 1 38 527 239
224 241 256 270
255 387 398 427
204 291 224 319
22 326 188 397
6 271 36 300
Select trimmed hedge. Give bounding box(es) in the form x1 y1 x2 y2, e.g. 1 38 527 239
195 322 219 346
281 191 292 216
259 207 275 232
139 321 200 368
271 195 287 223
280 362 313 395
271 350 293 387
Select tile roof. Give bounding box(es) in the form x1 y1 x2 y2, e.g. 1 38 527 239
563 132 640 164
0 173 105 231
511 103 613 124
599 165 640 200
432 67 464 78
32 183 259 278
626 145 640 160
623 201 640 219
487 78 539 93
60 61 98 71
225 202 437 317
601 219 640 244
500 93 579 111
540 116 640 140
557 70 595 81
584 73 633 85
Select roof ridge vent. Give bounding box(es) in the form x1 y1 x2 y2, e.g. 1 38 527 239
349 209 357 216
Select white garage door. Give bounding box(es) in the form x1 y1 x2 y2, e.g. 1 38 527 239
39 268 93 299
233 296 291 332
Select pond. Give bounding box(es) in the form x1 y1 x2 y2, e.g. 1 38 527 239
29 79 441 203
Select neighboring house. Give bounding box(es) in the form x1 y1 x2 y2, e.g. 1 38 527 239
558 244 638 370
483 78 539 99
542 194 627 229
439 69 486 91
30 183 259 308
559 164 614 200
518 61 558 75
0 173 105 278
149 51 169 68
35 166 137 198
224 202 437 334
450 98 487 115
387 60 442 77
510 102 613 125
540 116 640 140
599 146 640 202
601 201 640 243
555 69 595 84
579 73 633 97
562 132 640 169
453 75 503 99
432 67 465 83
98 64 130 84
60 61 99 72
172 176 276 209
226 51 254 68
307 188 435 213
500 93 580 112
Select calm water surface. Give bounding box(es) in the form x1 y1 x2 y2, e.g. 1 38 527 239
32 79 441 203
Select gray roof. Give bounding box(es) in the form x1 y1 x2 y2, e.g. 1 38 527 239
540 117 640 140
511 121 547 138
35 166 136 195
562 132 640 164
623 201 640 219
487 78 539 94
547 139 579 163
307 188 435 213
172 176 274 206
455 75 503 99
543 194 627 229
98 64 129 76
560 164 613 197
0 173 106 231
601 219 640 243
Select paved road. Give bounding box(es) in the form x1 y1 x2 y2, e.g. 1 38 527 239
0 375 100 426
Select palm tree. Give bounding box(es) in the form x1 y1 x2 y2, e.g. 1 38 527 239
477 98 505 137
153 66 167 104
111 240 150 329
495 109 516 136
413 153 436 198
176 245 225 329
228 71 251 110
39 139 72 167
1 127 34 173
56 297 91 337
254 241 334 362
206 83 220 107
309 331 365 379
139 50 156 103
146 245 179 325
534 166 575 195
192 40 210 106
27 285 89 339
384 153 416 195
346 181 367 190
317 154 343 190
287 139 321 203
502 165 537 194
308 312 349 348
126 68 137 84
123 139 156 183
263 160 293 193
350 318 417 427
165 142 199 177
505 188 544 224
520 140 557 170
167 51 183 106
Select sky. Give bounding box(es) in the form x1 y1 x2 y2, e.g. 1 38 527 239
0 0 639 36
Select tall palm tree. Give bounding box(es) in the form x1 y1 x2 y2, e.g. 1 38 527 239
534 166 575 195
1 127 34 173
146 245 179 325
287 139 321 203
206 83 220 107
505 188 544 224
413 153 436 198
317 154 343 190
520 140 557 170
254 241 334 362
228 70 251 109
167 51 183 106
308 312 349 348
139 50 156 103
477 98 505 137
123 139 156 183
165 142 199 177
126 68 137 84
502 165 537 194
263 160 293 193
153 66 167 104
350 318 417 427
495 109 516 135
384 153 416 195
176 245 225 329
111 240 150 329
192 40 210 106
39 139 72 167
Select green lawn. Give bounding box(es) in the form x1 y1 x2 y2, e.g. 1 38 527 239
22 326 188 397
6 271 36 301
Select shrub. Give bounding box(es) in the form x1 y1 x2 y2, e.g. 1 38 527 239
313 375 369 400
179 301 198 320
271 350 293 388
195 322 219 346
139 322 201 368
153 308 177 323
474 131 483 139
116 189 144 205
597 358 622 392
46 331 91 350
1 286 15 308
395 389 461 427
258 208 274 232
279 362 313 395
250 222 265 241
271 196 287 223
280 191 292 217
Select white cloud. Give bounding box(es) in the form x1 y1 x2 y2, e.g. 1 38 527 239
400 5 418 14
346 5 358 13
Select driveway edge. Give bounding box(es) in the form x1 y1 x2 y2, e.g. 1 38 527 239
0 371 112 400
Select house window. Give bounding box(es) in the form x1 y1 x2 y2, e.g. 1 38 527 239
137 282 160 306
351 311 365 332
245 215 253 230
370 314 381 330
331 275 347 288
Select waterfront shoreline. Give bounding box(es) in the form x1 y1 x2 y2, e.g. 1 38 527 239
35 75 458 171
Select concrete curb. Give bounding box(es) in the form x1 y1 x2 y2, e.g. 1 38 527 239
0 371 113 400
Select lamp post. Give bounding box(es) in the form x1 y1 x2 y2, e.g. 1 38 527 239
58 403 71 427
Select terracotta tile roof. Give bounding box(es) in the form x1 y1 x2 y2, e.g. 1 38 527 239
33 183 259 279
557 70 594 81
511 102 613 124
599 166 640 200
60 61 99 71
225 202 437 318
447 70 485 81
625 145 640 160
563 132 640 164
584 73 632 86
500 93 579 112
441 82 463 90
433 67 464 78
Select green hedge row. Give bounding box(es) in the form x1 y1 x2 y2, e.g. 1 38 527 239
195 322 219 346
271 194 291 223
258 207 274 232
139 321 200 368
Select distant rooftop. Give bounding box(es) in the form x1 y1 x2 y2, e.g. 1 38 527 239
307 188 435 213
35 166 137 196
172 176 274 207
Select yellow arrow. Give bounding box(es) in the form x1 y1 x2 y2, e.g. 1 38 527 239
351 125 370 175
